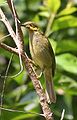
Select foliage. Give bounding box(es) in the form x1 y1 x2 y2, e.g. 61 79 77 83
0 0 77 120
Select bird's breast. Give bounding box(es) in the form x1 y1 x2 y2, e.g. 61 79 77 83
29 31 52 69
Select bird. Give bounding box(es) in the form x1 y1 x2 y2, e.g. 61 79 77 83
21 21 56 103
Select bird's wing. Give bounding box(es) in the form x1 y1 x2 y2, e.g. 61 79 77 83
48 40 56 77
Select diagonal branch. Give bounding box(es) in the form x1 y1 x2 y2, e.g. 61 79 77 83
7 0 24 52
0 8 16 43
0 43 18 54
7 0 24 76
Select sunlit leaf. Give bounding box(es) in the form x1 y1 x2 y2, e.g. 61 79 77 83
39 11 49 17
58 75 77 95
52 16 77 31
24 102 38 111
14 71 27 84
56 53 77 74
56 39 77 53
44 0 61 12
0 0 5 5
27 0 41 11
58 7 77 16
12 114 37 120
20 91 38 103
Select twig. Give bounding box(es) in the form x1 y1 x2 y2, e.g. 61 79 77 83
0 43 18 54
0 8 16 42
7 0 24 78
60 109 65 120
0 34 10 42
45 13 56 37
0 53 13 116
0 107 44 117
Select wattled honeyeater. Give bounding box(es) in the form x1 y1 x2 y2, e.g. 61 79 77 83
22 21 56 103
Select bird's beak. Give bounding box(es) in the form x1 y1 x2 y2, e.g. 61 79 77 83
21 22 30 28
21 22 25 27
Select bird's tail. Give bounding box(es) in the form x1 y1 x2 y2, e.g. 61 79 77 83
44 68 56 103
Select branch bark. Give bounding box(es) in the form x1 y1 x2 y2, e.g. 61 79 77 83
0 1 54 120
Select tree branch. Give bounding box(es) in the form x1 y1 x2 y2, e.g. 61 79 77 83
0 43 18 54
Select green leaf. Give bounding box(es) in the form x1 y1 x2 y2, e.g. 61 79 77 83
12 114 36 120
58 7 77 16
14 71 27 84
56 39 77 54
28 0 41 11
0 108 36 120
8 85 27 101
39 11 49 17
20 91 38 104
0 0 5 5
52 16 77 31
59 75 77 95
45 0 61 12
56 53 77 74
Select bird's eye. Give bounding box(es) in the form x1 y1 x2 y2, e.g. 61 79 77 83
29 24 38 30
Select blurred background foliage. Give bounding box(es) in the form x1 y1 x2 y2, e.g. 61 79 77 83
0 0 77 120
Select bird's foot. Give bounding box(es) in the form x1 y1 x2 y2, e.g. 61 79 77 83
36 72 42 79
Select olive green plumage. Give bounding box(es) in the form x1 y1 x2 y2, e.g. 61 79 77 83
22 21 56 103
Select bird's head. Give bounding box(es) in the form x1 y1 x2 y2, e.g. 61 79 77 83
21 21 39 31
